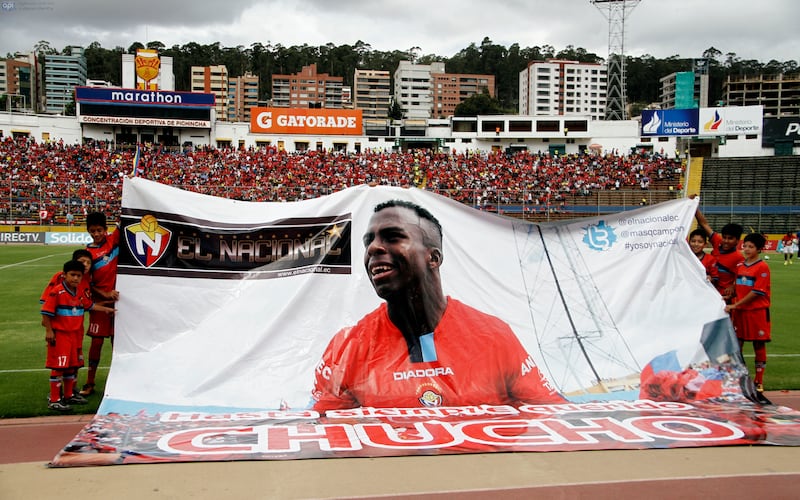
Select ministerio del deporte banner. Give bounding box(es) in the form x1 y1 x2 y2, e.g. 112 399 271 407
50 178 799 467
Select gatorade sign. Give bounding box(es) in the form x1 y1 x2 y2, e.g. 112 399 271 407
251 107 362 136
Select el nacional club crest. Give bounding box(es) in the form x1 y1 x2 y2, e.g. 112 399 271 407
125 215 172 268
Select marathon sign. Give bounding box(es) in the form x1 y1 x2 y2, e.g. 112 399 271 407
75 87 215 108
763 117 800 146
251 107 362 136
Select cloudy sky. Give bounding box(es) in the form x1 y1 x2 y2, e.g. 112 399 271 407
1 0 797 63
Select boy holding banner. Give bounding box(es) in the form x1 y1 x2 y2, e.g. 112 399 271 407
693 204 744 303
725 233 771 394
80 212 120 396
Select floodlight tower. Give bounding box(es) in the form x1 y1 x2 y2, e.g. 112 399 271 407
592 0 641 120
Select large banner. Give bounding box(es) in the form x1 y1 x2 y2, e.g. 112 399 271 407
50 179 800 466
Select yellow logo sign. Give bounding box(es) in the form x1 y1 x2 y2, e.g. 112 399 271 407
135 49 161 89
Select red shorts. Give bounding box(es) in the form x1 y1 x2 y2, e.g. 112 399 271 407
73 329 85 367
46 330 81 369
732 308 771 342
87 309 114 338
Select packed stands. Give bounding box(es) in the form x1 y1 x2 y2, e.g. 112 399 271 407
0 136 691 226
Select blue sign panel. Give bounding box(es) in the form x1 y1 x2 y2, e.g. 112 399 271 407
75 87 215 107
641 109 699 136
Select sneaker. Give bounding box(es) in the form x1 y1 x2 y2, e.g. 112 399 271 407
65 394 88 405
78 383 95 396
756 383 764 393
48 400 72 412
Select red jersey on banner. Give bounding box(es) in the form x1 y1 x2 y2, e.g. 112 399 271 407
41 279 93 334
312 298 565 412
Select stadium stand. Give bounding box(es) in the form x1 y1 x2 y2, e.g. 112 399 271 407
698 157 800 233
1 135 797 232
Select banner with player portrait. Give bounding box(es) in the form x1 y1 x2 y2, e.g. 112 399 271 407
50 178 800 467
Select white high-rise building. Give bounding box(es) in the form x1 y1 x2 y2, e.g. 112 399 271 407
394 61 445 119
519 59 607 120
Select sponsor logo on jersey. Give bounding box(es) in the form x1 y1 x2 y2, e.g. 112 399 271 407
419 389 443 407
393 366 454 381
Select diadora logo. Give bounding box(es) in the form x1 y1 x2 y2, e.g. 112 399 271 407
124 215 172 268
582 220 617 251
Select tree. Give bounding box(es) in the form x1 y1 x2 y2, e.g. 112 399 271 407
146 41 166 51
127 42 145 54
454 91 511 116
33 40 57 55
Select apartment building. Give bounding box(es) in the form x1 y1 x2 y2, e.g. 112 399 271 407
228 72 259 122
271 63 343 108
191 65 229 120
43 47 87 114
394 61 444 119
723 73 800 118
519 59 607 120
0 57 33 110
431 72 495 118
659 71 709 109
353 69 391 119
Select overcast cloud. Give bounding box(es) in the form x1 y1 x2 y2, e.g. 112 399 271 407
0 0 797 63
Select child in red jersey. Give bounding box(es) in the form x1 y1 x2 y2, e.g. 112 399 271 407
40 249 94 401
725 233 771 394
81 211 120 396
693 205 744 303
688 228 718 286
41 260 115 411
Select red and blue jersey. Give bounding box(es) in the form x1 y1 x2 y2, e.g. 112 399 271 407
40 271 91 304
41 279 93 334
709 232 744 294
312 298 565 412
733 259 771 310
87 228 120 293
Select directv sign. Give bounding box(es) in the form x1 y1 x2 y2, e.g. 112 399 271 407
641 109 699 136
75 87 215 107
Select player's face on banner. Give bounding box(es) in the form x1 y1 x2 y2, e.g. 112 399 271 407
363 207 432 300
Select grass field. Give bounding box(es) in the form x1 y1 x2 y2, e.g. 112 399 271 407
0 244 798 419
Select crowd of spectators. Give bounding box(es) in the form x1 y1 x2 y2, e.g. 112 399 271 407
0 136 683 223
